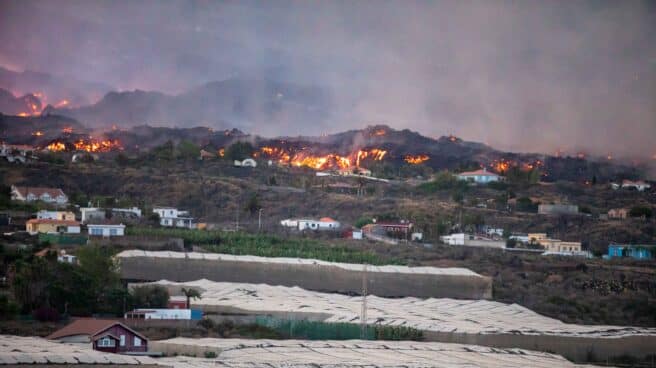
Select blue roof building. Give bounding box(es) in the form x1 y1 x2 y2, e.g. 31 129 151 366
606 244 655 260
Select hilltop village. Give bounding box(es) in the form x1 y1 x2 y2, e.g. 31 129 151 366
1 124 656 367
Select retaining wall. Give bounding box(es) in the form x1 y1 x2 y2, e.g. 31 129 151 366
424 330 656 363
118 253 492 299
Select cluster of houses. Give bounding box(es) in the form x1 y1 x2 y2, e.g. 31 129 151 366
43 292 204 354
280 217 342 231
10 185 198 237
440 230 589 257
611 180 651 192
1 143 35 164
605 244 655 261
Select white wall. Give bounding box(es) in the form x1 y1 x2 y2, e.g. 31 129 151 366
88 225 125 237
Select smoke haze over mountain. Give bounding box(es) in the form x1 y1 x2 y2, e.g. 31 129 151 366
1 0 655 158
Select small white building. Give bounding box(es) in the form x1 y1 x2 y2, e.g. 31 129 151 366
87 223 126 237
11 185 68 204
124 308 201 320
484 227 504 237
440 233 506 249
111 207 142 217
36 210 76 221
620 180 651 192
456 168 501 184
234 158 257 167
281 217 341 231
153 207 196 229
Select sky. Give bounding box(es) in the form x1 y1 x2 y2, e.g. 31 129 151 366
0 0 655 158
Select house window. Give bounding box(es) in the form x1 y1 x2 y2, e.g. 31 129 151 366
91 228 103 236
98 337 115 347
120 334 125 346
134 336 141 347
110 228 117 236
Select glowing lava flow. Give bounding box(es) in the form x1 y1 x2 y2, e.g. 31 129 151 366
404 154 430 164
46 142 66 152
259 146 387 170
45 138 122 152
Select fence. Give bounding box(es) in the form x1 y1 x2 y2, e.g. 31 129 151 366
38 233 88 246
255 316 375 340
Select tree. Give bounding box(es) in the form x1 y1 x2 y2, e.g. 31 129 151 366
629 206 653 219
152 140 175 161
181 287 202 307
130 285 169 308
225 141 254 161
516 197 538 213
354 217 373 229
244 193 262 215
177 140 200 160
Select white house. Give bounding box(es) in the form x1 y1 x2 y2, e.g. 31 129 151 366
111 207 142 217
80 207 106 223
621 180 651 192
1 144 33 163
37 210 76 221
440 233 506 249
153 207 196 229
456 168 501 184
87 223 126 237
281 217 341 231
125 309 201 320
440 233 466 245
11 185 68 204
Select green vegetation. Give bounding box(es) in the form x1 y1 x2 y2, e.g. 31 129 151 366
9 246 127 318
130 285 170 308
127 227 404 265
629 206 653 219
225 141 255 161
505 167 541 186
418 171 467 192
181 287 202 307
515 197 538 213
354 216 373 228
255 316 423 341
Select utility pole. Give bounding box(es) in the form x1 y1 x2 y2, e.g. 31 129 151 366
235 206 240 231
258 208 263 232
360 264 368 340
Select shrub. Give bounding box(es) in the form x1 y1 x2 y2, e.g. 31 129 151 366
516 197 538 213
204 351 217 359
629 206 653 219
130 285 170 308
0 295 19 320
33 306 61 322
198 318 216 330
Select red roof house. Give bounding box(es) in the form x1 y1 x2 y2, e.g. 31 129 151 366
47 319 147 354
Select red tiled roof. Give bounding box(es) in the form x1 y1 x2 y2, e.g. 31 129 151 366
26 219 79 226
13 186 66 198
458 169 499 177
46 318 147 341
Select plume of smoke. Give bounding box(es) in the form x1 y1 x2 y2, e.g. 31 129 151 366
0 0 654 158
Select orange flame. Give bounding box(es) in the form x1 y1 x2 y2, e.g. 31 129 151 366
259 146 387 170
73 138 122 152
62 127 73 134
404 154 430 164
46 142 66 152
218 148 225 157
372 129 387 136
32 131 44 137
17 112 29 117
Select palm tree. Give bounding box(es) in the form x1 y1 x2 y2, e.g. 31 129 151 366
181 287 202 308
